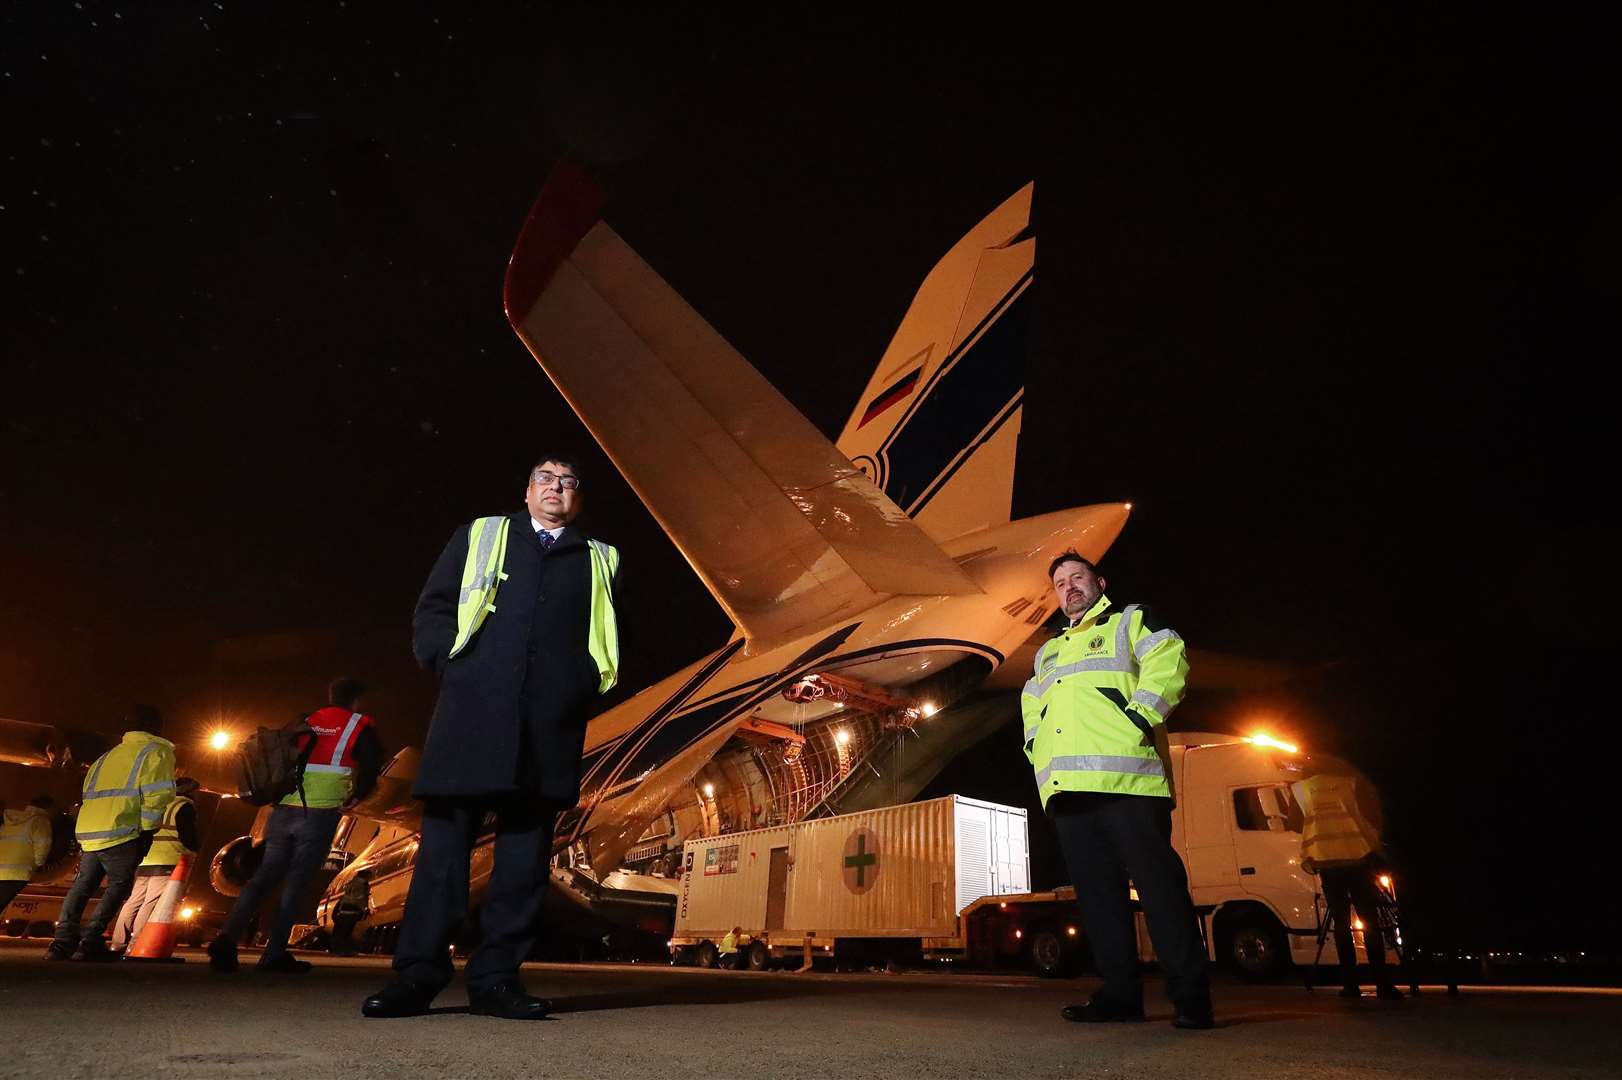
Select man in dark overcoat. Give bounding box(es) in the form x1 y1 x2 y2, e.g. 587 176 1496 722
363 456 621 1020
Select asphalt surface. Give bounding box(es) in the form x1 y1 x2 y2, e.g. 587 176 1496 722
1 941 1618 1079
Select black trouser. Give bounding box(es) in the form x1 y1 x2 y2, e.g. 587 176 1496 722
1052 793 1210 1010
393 794 558 995
0 879 28 915
52 837 145 952
1318 858 1391 987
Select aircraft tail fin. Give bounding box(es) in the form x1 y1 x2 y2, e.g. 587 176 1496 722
835 184 1033 544
503 165 979 647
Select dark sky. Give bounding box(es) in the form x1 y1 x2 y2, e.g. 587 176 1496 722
4 7 1617 950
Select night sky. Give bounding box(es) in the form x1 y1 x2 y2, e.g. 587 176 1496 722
5 8 1617 952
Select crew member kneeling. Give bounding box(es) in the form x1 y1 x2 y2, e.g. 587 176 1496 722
1022 552 1213 1030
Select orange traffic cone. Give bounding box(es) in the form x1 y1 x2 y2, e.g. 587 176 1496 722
125 855 190 962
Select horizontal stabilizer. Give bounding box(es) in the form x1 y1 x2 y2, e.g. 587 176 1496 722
505 168 978 646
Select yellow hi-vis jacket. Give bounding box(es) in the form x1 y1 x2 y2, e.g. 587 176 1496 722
448 515 622 693
1291 774 1381 871
0 805 53 881
1020 595 1189 808
139 795 195 868
720 931 738 955
76 731 176 853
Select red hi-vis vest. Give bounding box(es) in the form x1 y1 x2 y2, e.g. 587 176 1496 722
280 706 372 809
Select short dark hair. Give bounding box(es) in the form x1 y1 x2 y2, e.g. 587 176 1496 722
29 794 54 810
529 454 584 487
124 704 163 735
1047 551 1098 580
329 677 366 710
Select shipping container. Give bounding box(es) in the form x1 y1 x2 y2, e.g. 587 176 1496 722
670 795 1028 967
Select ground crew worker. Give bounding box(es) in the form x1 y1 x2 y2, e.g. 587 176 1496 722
47 706 176 961
0 795 56 915
210 677 384 974
1021 553 1214 1029
363 456 623 1021
329 868 372 956
719 926 741 969
1292 772 1402 1000
111 775 200 952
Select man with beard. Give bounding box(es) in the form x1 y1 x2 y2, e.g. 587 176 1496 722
1021 552 1214 1030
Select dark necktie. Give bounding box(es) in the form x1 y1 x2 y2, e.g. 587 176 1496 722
537 529 555 551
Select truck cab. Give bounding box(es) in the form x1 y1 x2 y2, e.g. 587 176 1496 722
1166 732 1368 978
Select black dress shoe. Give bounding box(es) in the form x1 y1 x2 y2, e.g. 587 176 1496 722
1171 1001 1216 1030
1060 998 1146 1023
362 978 438 1019
467 980 551 1020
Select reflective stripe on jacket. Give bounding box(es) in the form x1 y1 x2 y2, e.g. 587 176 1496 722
76 731 176 853
140 795 196 867
1292 774 1380 869
0 805 53 881
1019 594 1188 807
449 515 622 693
280 707 372 809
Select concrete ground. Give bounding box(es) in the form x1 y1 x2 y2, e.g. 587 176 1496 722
1 940 1618 1079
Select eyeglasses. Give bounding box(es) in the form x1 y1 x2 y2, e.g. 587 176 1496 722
531 470 581 491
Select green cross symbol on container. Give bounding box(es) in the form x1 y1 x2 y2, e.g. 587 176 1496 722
842 828 880 894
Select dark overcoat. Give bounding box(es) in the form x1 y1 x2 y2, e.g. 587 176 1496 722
411 511 616 802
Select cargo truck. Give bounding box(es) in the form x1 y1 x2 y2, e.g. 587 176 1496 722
671 733 1382 979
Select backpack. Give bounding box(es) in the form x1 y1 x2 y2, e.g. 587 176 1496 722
235 718 316 806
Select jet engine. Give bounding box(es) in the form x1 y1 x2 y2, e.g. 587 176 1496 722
209 835 264 897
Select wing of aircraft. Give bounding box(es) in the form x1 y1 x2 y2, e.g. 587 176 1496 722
503 163 981 649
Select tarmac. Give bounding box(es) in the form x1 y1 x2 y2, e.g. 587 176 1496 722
1 940 1618 1079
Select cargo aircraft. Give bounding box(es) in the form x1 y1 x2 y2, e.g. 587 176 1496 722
204 168 1132 936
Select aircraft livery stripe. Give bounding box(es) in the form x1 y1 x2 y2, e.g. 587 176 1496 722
878 275 1031 510
858 367 923 428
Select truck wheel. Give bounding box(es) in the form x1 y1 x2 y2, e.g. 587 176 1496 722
1222 911 1289 981
1029 928 1076 979
696 941 719 969
746 941 769 971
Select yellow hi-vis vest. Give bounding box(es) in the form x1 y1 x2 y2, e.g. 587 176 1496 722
1292 774 1380 870
1020 595 1189 808
76 731 176 853
140 795 195 868
448 516 621 694
0 806 53 881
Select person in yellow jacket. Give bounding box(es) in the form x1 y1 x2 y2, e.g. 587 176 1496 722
47 706 176 961
1021 553 1213 1029
111 775 200 952
0 795 56 915
1291 772 1401 1000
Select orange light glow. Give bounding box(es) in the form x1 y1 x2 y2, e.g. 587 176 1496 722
179 906 196 921
1066 927 1077 936
1014 929 1023 939
1243 732 1299 754
834 728 851 746
209 730 231 751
